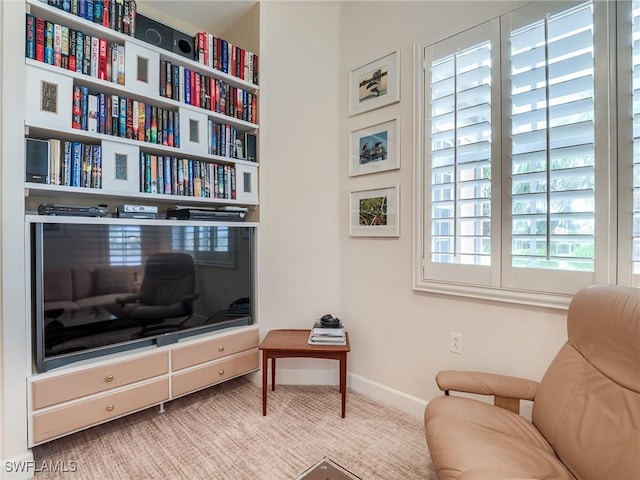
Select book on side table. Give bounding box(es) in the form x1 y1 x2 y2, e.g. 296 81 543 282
308 318 346 345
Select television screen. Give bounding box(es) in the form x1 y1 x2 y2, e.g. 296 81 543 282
32 221 254 372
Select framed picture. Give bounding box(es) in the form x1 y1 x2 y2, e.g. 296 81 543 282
349 51 400 116
350 118 400 176
349 185 400 237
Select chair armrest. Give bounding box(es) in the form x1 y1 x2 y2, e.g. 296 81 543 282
436 370 539 403
115 294 140 305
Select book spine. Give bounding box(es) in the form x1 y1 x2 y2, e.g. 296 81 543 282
82 34 91 75
86 0 94 22
67 28 78 72
91 144 100 188
71 141 82 187
150 105 157 144
164 157 171 194
102 0 110 28
117 44 125 84
175 111 180 147
87 94 98 132
110 41 118 83
167 108 174 147
75 30 83 73
35 17 45 62
137 100 145 141
118 97 126 137
111 94 119 135
171 157 178 194
184 68 191 105
93 0 102 23
25 14 36 60
98 38 107 80
44 21 54 65
61 26 69 69
156 155 163 194
150 155 157 194
53 23 62 67
90 36 99 77
82 143 92 188
62 140 72 186
80 86 89 130
125 97 133 139
98 92 106 133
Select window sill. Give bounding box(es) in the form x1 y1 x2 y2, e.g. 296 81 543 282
412 280 573 310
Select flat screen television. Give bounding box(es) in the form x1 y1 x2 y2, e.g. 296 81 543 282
31 220 255 372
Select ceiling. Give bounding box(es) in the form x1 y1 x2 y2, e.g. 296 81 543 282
138 1 258 36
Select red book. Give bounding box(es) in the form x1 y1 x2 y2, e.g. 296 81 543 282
194 72 201 108
35 17 45 62
239 49 245 80
102 0 110 28
190 69 196 105
98 38 108 80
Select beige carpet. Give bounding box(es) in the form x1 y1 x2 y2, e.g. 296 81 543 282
33 378 436 479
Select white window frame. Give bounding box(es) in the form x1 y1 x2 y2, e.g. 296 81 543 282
413 0 634 309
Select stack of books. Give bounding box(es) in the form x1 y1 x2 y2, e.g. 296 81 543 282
308 320 346 345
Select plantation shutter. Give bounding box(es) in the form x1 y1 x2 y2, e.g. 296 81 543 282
504 1 596 293
632 0 640 284
424 20 500 286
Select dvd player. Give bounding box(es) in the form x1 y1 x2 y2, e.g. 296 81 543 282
166 207 246 221
38 203 109 217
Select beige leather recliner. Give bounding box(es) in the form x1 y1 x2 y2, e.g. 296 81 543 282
424 284 640 479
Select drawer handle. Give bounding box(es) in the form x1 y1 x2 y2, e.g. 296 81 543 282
105 375 114 383
218 346 225 352
106 404 115 412
218 369 225 375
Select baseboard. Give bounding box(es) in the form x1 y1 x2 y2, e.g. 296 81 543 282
245 369 427 420
1 451 35 480
348 373 428 420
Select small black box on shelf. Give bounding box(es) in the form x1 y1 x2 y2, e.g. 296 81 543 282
25 138 50 184
244 133 257 162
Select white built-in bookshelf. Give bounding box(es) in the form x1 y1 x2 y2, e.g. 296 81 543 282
24 0 259 211
22 0 261 448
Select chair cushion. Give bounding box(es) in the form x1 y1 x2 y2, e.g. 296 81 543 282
425 396 574 480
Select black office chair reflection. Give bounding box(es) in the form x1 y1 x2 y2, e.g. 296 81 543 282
117 253 199 335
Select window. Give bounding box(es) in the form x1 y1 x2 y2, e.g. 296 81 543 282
415 1 638 307
171 225 233 267
108 225 142 266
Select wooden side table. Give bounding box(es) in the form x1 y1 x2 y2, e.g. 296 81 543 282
258 329 351 418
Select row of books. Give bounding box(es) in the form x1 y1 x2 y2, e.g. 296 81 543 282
308 319 346 346
194 32 259 85
33 138 102 189
44 0 137 37
72 87 181 148
208 121 244 159
160 60 258 125
26 14 125 85
139 153 236 200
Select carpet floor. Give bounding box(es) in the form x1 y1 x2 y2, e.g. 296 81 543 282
33 378 436 479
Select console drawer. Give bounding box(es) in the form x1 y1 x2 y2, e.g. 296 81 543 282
172 328 258 371
32 377 169 444
172 349 259 397
32 351 169 409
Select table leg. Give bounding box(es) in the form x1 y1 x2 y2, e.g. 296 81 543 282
271 357 276 391
340 353 347 418
262 349 268 416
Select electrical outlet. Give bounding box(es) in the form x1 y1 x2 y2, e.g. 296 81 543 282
449 332 463 354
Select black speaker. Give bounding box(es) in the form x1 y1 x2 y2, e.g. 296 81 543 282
134 14 194 60
25 138 50 184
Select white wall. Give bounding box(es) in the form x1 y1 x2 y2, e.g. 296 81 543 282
258 2 343 381
338 1 568 417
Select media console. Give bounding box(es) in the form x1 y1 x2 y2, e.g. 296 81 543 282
29 325 259 446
